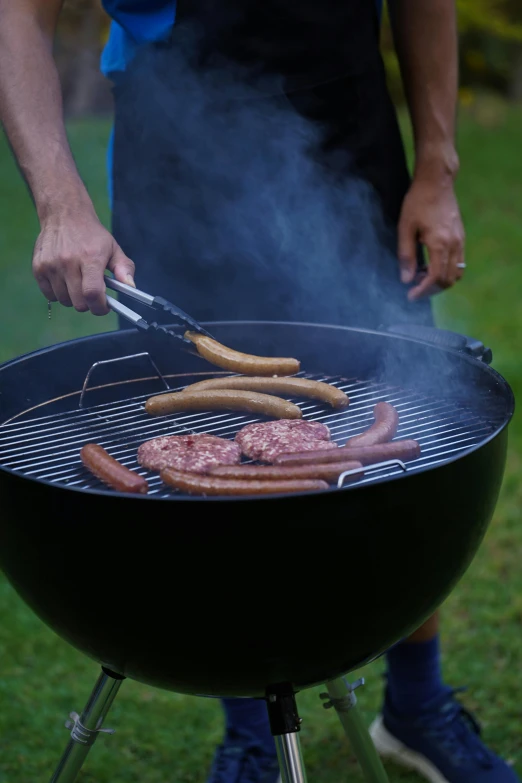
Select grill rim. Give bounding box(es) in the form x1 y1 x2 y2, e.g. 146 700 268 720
0 321 515 502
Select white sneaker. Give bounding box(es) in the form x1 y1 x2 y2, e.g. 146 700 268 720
370 715 450 783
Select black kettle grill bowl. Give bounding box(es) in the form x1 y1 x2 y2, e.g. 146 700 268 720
0 322 514 697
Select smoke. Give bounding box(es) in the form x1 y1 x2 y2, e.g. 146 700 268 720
109 21 481 410
115 24 421 330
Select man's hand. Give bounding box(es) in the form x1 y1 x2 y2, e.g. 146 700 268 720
33 211 136 315
398 176 465 301
0 1 135 317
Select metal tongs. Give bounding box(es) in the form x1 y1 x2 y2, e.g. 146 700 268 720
105 274 214 354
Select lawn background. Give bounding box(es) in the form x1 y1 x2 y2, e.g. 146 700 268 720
1 96 522 781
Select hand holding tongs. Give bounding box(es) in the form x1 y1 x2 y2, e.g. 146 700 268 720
105 274 214 355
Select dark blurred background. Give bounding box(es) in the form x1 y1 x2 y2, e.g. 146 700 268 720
55 1 522 117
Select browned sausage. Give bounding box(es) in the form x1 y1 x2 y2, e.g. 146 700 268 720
80 443 149 494
185 331 300 376
209 460 363 483
160 467 328 496
183 376 349 409
273 439 421 466
145 389 302 419
346 402 399 447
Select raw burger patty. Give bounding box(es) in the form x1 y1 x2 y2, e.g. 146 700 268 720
235 420 338 463
137 434 241 473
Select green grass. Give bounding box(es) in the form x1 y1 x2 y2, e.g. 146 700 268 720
1 98 522 781
0 119 117 362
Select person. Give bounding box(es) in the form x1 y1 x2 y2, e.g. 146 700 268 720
0 2 517 783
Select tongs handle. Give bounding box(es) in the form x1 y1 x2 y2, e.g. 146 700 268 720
105 276 154 307
106 294 143 325
106 294 200 356
104 273 212 338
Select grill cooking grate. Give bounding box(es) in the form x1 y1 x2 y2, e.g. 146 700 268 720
0 373 501 497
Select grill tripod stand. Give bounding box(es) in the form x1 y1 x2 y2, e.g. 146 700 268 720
49 669 390 783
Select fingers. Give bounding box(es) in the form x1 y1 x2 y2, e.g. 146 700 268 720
408 269 442 301
47 268 74 308
34 272 56 304
81 262 110 316
66 266 90 313
37 262 106 314
407 218 466 301
42 263 94 312
108 247 136 288
32 221 133 316
81 242 135 315
398 180 466 302
408 239 467 301
397 215 418 285
35 253 107 314
453 240 466 283
408 246 450 301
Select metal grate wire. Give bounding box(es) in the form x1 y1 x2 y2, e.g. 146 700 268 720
0 373 501 497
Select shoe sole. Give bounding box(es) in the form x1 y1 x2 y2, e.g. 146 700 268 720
369 716 450 783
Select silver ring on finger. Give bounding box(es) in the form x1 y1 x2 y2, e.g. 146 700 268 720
456 262 466 269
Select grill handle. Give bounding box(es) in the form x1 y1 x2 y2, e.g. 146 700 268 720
387 324 493 365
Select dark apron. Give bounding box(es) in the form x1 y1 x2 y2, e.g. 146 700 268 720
111 0 433 330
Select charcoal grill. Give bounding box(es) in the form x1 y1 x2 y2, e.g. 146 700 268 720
0 321 513 783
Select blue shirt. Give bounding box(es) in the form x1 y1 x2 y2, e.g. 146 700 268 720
101 0 383 77
101 1 176 76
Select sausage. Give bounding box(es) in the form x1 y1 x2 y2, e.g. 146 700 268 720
209 460 363 483
160 467 328 496
273 439 421 466
183 376 349 409
80 443 149 494
184 331 300 376
145 389 302 419
346 402 399 447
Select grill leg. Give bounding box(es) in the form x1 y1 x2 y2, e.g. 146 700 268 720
266 685 308 783
274 733 308 783
49 667 125 783
320 677 389 783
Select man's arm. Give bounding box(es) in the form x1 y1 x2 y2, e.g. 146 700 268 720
0 0 134 314
388 0 465 300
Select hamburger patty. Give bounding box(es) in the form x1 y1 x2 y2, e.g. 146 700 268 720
235 419 337 463
138 434 241 473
